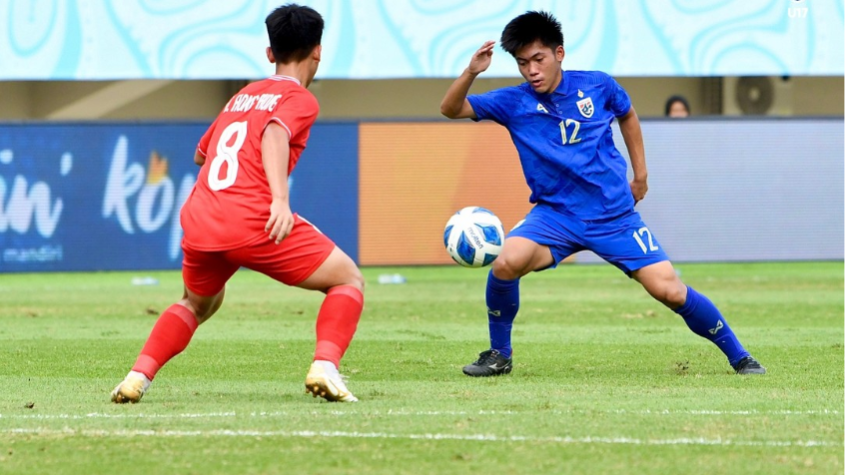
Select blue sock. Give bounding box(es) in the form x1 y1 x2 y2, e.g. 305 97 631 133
674 286 750 367
486 271 520 358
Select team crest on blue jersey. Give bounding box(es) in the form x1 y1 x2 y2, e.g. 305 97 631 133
577 97 594 118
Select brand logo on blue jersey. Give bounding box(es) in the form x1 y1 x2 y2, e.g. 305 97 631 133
576 97 594 118
536 103 549 114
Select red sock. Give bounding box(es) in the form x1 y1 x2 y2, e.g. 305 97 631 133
132 304 198 380
314 286 363 368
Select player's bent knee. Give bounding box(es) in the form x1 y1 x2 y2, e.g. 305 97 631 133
664 284 687 308
183 290 225 324
651 283 686 308
491 254 529 280
347 267 365 294
336 253 364 293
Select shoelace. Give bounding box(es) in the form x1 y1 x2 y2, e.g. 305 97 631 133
324 366 351 385
475 350 500 366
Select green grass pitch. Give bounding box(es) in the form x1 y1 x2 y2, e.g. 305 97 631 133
0 262 842 474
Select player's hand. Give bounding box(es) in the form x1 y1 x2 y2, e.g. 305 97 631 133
468 40 495 75
630 178 648 204
265 198 294 244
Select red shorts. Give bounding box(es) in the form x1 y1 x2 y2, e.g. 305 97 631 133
182 215 335 296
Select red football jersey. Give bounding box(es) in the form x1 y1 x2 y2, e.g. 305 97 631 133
181 75 319 251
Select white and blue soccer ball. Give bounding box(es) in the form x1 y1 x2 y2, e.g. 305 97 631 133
443 207 505 268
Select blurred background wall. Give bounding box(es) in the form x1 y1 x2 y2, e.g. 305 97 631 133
1 75 844 121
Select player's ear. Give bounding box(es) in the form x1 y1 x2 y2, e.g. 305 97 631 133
555 45 565 62
312 44 322 63
266 47 276 64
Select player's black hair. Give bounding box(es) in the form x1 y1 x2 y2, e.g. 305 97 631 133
500 11 564 57
664 95 691 116
265 3 324 63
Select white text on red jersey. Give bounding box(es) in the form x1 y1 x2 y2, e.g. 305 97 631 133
224 93 282 113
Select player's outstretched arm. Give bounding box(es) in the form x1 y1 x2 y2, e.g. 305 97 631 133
440 40 495 120
262 122 295 244
618 107 649 203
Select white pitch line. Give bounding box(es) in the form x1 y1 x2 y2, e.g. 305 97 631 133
608 409 841 416
0 408 838 421
3 428 840 447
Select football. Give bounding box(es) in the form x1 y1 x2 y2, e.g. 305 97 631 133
443 207 505 268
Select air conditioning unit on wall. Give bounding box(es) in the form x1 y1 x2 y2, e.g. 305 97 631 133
722 76 794 116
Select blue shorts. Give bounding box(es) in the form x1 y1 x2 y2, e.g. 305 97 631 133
508 204 670 275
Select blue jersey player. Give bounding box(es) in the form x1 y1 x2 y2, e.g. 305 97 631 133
440 11 765 377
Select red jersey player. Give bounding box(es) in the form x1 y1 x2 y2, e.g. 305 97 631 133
111 4 363 403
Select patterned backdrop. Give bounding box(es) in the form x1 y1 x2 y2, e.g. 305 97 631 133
0 0 842 79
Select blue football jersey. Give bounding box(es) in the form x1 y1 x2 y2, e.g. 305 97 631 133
467 70 634 219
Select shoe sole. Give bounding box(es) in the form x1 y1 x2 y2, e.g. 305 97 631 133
737 368 767 375
305 378 358 402
462 365 513 377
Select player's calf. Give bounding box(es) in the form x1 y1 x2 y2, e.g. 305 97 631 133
672 286 766 375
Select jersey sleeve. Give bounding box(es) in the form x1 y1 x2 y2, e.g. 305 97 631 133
196 116 219 158
604 74 632 117
467 87 517 125
266 89 319 139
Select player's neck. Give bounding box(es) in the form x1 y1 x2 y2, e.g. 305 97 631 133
274 63 312 88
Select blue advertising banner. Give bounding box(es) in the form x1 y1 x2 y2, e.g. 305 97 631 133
0 123 359 272
288 123 359 262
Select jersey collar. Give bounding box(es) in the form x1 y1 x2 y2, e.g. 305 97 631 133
269 75 302 85
551 70 569 96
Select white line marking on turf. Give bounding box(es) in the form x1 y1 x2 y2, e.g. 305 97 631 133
3 428 839 447
0 408 838 421
608 409 841 416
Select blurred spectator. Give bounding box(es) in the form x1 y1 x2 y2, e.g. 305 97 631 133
665 95 691 118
